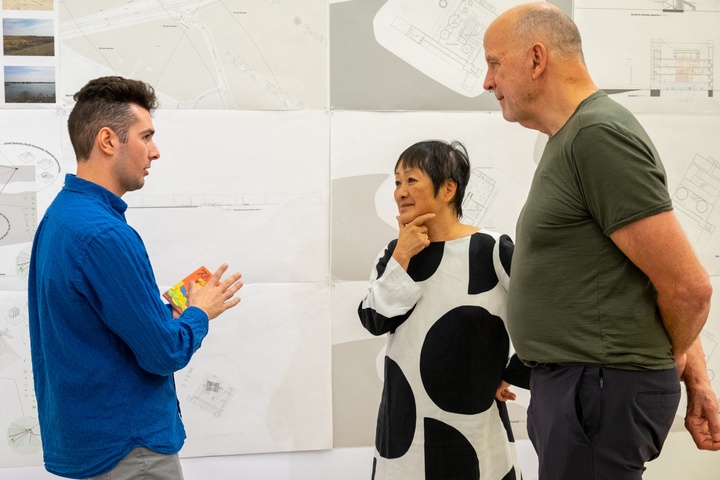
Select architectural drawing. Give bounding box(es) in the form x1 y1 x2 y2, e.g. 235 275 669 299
0 327 21 370
184 371 234 418
701 329 716 381
374 0 525 97
15 247 30 282
650 40 714 97
59 0 328 110
462 168 498 226
0 193 36 246
672 153 720 242
6 416 41 455
574 1 720 113
576 0 720 11
123 110 329 286
0 295 41 467
663 0 720 12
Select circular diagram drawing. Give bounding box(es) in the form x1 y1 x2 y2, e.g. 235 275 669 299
7 415 42 455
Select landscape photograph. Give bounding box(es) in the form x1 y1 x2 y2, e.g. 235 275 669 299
2 18 54 56
4 65 56 104
2 0 53 10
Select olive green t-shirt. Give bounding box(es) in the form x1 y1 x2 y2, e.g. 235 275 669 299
507 91 675 370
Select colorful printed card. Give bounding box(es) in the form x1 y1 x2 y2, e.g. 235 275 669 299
163 266 212 314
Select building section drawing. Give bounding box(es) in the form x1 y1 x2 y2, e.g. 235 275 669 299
663 0 720 12
672 153 720 244
576 0 720 11
124 191 322 210
373 0 526 98
650 39 714 97
574 1 720 113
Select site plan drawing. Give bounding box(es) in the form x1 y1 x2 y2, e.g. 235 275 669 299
59 0 328 110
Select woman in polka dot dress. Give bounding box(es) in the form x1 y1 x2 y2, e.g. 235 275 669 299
358 140 530 480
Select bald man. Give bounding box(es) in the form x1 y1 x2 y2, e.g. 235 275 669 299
483 3 719 479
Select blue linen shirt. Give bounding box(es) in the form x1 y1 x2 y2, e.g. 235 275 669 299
28 174 209 478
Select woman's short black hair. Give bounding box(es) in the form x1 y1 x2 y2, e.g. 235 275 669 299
395 140 471 218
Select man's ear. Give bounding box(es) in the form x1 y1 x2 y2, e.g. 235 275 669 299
96 127 117 156
530 42 547 79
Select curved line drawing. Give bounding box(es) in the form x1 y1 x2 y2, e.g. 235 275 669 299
7 416 42 455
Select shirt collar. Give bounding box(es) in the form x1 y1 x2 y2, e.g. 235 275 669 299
62 174 128 215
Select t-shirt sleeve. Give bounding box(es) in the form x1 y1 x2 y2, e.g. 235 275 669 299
572 123 673 236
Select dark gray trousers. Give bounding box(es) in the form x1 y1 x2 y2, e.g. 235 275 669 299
527 365 680 480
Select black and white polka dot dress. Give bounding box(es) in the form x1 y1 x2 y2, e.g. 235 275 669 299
358 231 528 480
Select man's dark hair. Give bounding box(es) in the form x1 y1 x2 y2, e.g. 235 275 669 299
395 140 471 218
67 76 158 161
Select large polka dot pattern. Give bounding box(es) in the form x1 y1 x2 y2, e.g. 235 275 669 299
375 356 416 459
424 417 480 480
420 306 509 414
468 232 500 294
359 231 524 479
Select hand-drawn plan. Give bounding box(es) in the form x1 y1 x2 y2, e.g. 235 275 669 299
58 0 328 110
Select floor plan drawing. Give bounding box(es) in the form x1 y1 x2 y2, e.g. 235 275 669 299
185 372 235 418
672 153 720 244
461 168 498 226
373 0 526 98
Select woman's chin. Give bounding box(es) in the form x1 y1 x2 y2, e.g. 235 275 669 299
396 212 413 225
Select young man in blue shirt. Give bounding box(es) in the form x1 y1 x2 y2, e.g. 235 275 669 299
28 76 244 479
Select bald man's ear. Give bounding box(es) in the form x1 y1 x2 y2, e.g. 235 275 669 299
530 43 547 79
97 127 117 156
